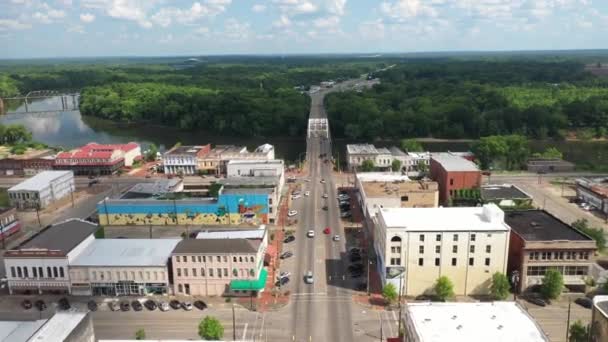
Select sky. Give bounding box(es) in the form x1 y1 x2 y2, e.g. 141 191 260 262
1 0 608 58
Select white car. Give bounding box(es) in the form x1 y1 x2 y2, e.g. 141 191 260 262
320 179 326 184
291 195 301 200
322 193 328 199
307 230 315 238
305 271 314 284
277 271 291 280
182 302 193 311
304 191 310 196
288 210 298 217
333 235 340 241
159 301 170 312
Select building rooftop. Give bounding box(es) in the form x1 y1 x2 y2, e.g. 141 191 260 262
347 144 379 155
0 319 46 342
84 142 139 153
71 239 180 267
227 159 283 165
405 302 548 342
431 154 479 172
206 145 248 158
222 188 274 195
0 146 54 160
172 238 261 254
504 210 593 242
376 147 391 154
356 172 409 183
362 179 438 197
481 184 531 201
219 176 279 187
254 143 274 153
165 145 209 156
122 179 182 198
577 177 608 198
27 311 90 342
593 295 608 319
6 219 98 257
196 228 266 240
379 204 509 232
8 170 72 192
389 146 407 157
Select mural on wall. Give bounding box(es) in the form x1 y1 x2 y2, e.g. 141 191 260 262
97 193 269 226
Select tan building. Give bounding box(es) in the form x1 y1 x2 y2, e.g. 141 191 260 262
198 144 274 175
374 204 510 297
356 172 438 220
505 210 597 293
592 295 608 342
171 232 267 297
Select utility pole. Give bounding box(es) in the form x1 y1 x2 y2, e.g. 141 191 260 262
398 274 403 338
566 298 572 342
232 304 236 341
35 204 42 228
379 312 383 341
70 184 75 208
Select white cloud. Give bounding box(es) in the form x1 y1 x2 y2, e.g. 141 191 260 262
252 4 266 13
32 3 66 24
359 19 384 40
82 0 159 28
273 14 292 28
80 13 96 23
0 19 32 31
151 0 232 27
67 24 85 33
159 33 173 43
313 15 339 29
194 26 210 35
223 18 251 40
380 0 438 21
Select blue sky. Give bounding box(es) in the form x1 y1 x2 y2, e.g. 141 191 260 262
1 0 608 58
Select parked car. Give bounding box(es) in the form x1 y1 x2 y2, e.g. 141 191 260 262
275 277 290 287
333 235 340 241
182 301 193 311
340 211 352 218
283 235 295 243
278 271 291 279
320 179 326 184
21 299 32 310
304 191 310 196
120 301 131 311
291 195 301 200
159 301 170 311
280 251 294 259
87 300 98 312
288 210 298 217
349 247 362 254
323 227 331 234
525 296 547 307
348 264 364 272
322 193 328 198
144 299 157 311
575 297 592 309
131 300 143 311
58 297 70 310
108 301 120 311
35 300 47 311
350 270 363 278
307 230 315 238
169 300 181 310
194 300 207 311
350 254 362 262
305 271 314 284
322 205 328 211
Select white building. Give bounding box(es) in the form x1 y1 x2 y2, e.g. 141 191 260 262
347 144 380 170
374 204 510 296
8 170 74 209
69 239 180 296
163 145 210 175
254 143 275 160
375 147 393 169
0 311 95 342
402 302 548 342
4 218 98 294
227 159 284 191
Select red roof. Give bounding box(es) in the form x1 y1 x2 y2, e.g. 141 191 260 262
84 142 139 153
54 142 138 165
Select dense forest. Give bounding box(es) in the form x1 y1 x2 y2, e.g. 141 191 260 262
325 60 608 140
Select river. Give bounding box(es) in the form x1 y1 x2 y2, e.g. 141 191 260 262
2 97 607 169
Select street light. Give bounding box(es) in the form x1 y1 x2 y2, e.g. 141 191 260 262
511 270 520 301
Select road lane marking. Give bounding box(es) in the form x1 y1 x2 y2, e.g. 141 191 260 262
242 323 248 341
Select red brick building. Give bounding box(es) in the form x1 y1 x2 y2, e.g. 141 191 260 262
430 153 481 205
0 148 55 176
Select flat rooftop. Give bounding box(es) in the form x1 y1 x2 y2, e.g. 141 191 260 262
219 176 279 187
405 302 548 342
362 180 438 197
71 239 180 267
8 170 72 192
379 204 509 232
27 312 89 342
593 295 608 319
505 210 593 242
356 172 409 183
347 144 378 155
121 179 182 199
165 145 207 156
0 146 54 160
172 238 260 254
222 188 274 195
432 154 479 172
481 184 530 201
197 228 265 240
227 159 283 165
7 219 98 256
0 319 46 342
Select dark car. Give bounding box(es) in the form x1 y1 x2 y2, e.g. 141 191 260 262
21 299 32 310
58 297 70 310
194 300 207 311
283 235 295 243
170 300 181 310
348 264 364 272
35 300 47 311
131 300 143 311
275 277 290 287
280 251 293 259
350 270 363 278
144 299 158 311
350 254 362 262
322 205 328 211
120 301 131 311
525 296 547 307
87 300 98 312
575 297 592 309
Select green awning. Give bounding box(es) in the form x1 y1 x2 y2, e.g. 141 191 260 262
230 268 268 291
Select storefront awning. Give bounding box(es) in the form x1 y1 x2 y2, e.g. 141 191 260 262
230 268 268 291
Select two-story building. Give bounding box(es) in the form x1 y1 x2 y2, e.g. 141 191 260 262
171 230 268 297
54 142 140 175
163 145 211 175
505 210 597 293
0 207 21 241
374 204 510 297
0 147 55 176
3 218 98 294
576 177 608 215
8 170 74 210
430 153 481 205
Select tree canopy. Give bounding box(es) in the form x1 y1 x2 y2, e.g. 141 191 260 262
489 272 511 300
572 219 606 251
541 269 564 300
382 283 398 305
360 159 375 172
198 316 224 340
434 276 455 301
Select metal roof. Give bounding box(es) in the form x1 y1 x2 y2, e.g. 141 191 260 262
27 312 89 342
8 171 72 192
346 144 379 155
504 210 593 242
124 179 182 196
172 238 260 254
71 239 180 267
196 229 265 240
0 320 46 342
481 184 530 201
389 146 407 156
431 154 479 172
8 219 98 256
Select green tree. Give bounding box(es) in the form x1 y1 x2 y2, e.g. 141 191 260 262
541 269 564 300
198 316 224 340
145 143 158 162
472 136 508 170
434 276 455 301
503 135 530 170
569 320 589 342
400 139 424 152
572 219 606 252
391 159 402 172
382 283 398 305
360 159 375 172
490 272 511 300
533 147 563 159
417 162 429 174
135 329 146 340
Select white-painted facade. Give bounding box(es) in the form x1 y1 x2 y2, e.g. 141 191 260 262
8 170 74 209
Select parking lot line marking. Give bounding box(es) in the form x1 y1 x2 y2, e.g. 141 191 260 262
242 323 248 341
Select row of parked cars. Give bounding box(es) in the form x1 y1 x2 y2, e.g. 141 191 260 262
108 299 208 312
